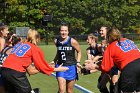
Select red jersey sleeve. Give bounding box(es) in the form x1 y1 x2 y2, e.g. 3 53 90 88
32 46 54 75
101 45 114 73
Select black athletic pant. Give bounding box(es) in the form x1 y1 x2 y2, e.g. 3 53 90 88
118 58 140 92
1 67 32 93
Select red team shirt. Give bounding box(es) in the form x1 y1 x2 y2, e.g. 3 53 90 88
2 42 54 75
101 38 140 73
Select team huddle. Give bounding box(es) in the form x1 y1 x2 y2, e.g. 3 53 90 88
0 22 140 93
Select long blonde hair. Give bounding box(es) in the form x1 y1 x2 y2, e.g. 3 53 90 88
106 27 121 44
27 29 40 45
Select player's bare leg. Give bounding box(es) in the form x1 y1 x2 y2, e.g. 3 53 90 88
66 80 75 93
57 77 66 93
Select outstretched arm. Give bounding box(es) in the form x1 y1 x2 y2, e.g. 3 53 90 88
32 47 68 75
26 64 39 75
84 61 100 71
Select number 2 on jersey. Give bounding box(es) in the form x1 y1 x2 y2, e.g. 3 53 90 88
61 52 66 60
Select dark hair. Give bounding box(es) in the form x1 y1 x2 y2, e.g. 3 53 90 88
0 22 8 37
11 36 21 46
100 25 111 32
61 22 69 26
0 22 7 30
6 35 21 46
59 22 69 31
0 22 5 26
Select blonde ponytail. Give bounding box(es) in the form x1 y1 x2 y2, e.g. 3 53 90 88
27 29 40 45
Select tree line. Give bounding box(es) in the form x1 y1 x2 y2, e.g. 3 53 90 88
0 0 140 35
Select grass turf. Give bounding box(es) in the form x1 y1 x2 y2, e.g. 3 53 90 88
28 45 101 93
29 43 140 93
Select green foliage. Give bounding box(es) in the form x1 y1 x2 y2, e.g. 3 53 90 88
0 0 140 35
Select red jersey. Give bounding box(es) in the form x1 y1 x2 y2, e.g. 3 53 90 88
2 42 54 75
101 38 140 73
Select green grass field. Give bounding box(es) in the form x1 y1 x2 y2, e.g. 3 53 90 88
28 45 101 93
28 43 140 93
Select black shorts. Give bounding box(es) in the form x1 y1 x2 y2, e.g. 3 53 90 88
110 65 119 75
1 67 32 93
118 58 140 92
